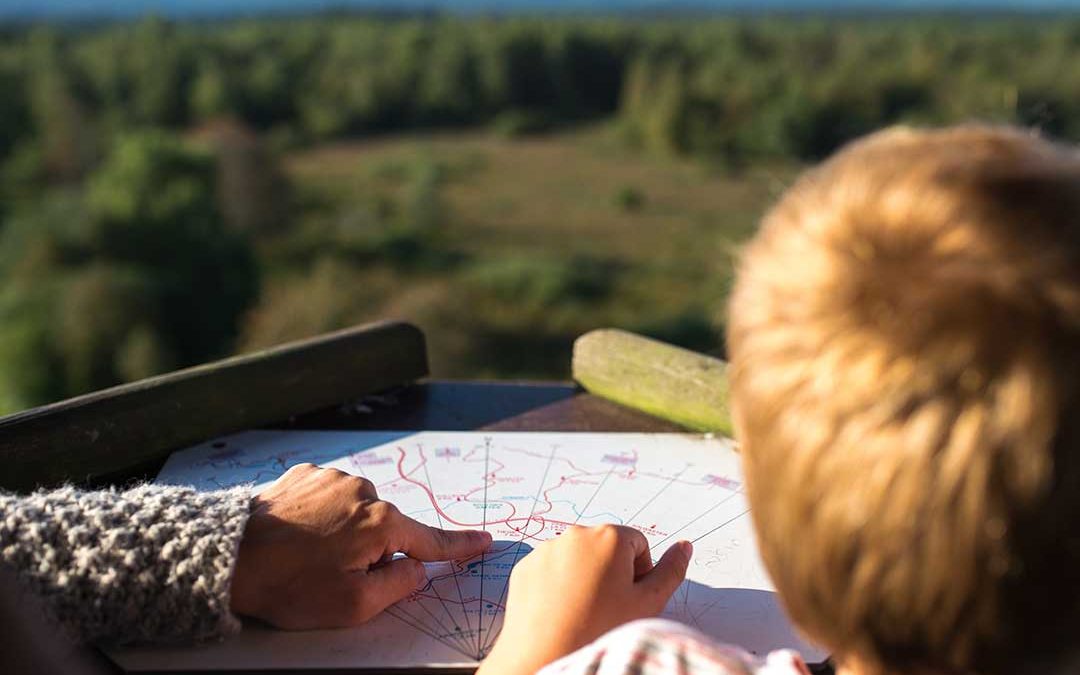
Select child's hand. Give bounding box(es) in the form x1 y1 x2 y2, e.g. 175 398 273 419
480 525 692 675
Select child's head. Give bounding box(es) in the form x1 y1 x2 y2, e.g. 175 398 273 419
727 125 1080 675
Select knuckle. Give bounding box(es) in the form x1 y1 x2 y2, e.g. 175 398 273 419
595 523 621 542
594 524 624 552
325 467 351 481
351 476 377 497
596 523 620 537
366 500 397 528
564 525 587 540
286 462 317 476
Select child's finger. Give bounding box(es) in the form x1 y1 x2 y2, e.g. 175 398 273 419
636 540 693 608
633 546 655 579
613 525 655 579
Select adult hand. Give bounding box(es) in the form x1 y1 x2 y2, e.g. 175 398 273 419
479 524 692 675
229 463 492 630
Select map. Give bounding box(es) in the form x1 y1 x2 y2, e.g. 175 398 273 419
109 431 824 671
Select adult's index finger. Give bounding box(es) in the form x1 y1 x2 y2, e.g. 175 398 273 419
394 515 493 561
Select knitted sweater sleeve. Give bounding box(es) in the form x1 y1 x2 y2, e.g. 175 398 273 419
0 483 252 645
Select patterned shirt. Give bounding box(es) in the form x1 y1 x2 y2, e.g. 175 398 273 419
538 619 812 675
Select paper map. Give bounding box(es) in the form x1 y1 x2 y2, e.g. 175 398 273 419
109 431 824 671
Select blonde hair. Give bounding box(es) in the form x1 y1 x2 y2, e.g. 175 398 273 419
727 125 1080 675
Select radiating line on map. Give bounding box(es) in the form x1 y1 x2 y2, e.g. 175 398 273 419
384 605 473 659
417 442 476 656
687 508 751 546
625 464 690 526
358 445 475 656
479 445 558 656
357 445 476 655
410 587 473 655
387 602 453 646
572 464 616 526
650 489 744 552
475 437 492 658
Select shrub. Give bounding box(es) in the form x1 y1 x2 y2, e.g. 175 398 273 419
464 255 617 309
614 185 646 212
491 109 554 138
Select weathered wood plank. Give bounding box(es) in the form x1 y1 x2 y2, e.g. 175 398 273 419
0 321 428 492
572 328 732 435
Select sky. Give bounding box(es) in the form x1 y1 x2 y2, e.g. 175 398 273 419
1 0 1078 21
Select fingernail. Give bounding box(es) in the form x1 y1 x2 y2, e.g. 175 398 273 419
677 540 693 560
475 530 493 545
414 561 428 589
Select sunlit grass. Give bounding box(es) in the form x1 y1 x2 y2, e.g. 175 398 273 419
254 124 800 378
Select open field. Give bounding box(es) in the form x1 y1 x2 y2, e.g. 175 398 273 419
246 125 797 378
285 128 781 260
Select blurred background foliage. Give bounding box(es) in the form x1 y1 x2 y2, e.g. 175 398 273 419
0 14 1078 413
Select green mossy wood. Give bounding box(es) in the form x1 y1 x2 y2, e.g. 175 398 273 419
572 329 732 436
0 321 428 492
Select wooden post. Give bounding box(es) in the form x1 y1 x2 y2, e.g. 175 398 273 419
0 321 428 492
572 329 732 436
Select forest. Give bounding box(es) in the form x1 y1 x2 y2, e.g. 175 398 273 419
1 15 1078 414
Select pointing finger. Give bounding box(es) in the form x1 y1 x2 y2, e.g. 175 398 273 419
393 515 493 561
636 540 692 611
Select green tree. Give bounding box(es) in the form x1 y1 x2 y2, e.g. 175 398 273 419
417 33 483 124
25 29 98 182
128 17 192 126
0 64 30 164
86 131 258 364
482 28 557 113
0 192 91 412
56 264 161 395
0 132 258 413
190 55 236 121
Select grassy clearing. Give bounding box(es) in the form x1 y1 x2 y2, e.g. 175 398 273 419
254 125 798 378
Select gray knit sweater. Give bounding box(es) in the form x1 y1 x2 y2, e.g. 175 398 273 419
0 484 252 645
